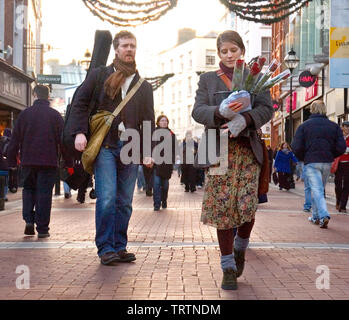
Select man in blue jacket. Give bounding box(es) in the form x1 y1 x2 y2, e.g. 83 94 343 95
291 100 346 228
7 85 65 238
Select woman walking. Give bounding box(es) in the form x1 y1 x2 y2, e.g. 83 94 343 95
274 142 298 191
152 115 177 211
192 30 274 290
334 121 349 213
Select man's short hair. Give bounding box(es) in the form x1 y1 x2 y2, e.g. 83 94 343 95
113 30 136 50
310 100 326 115
33 85 50 100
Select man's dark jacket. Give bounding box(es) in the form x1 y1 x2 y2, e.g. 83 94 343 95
7 99 64 168
291 114 346 165
69 64 155 160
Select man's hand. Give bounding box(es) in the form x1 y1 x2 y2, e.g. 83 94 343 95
75 133 87 152
143 157 154 168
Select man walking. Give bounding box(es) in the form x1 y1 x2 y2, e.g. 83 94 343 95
291 100 346 228
7 85 65 238
70 31 155 265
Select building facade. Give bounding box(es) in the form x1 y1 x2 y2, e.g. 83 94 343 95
154 33 220 140
0 0 42 133
271 0 347 150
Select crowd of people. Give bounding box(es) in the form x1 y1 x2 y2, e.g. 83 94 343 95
1 29 348 293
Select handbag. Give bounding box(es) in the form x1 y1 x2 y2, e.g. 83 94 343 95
81 78 144 175
330 157 340 174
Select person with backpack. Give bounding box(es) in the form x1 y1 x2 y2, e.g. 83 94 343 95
69 30 155 266
7 85 66 238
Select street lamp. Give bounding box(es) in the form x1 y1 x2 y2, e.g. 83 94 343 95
80 49 92 71
284 48 299 143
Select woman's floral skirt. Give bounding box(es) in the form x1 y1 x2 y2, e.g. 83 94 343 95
201 139 261 230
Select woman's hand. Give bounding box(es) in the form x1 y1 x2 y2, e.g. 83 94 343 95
226 101 244 113
221 112 247 138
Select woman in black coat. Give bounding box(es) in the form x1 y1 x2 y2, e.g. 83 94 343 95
152 115 177 211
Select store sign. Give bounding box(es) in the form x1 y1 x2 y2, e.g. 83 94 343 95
37 74 62 84
299 71 317 88
286 92 297 113
305 79 319 101
329 0 349 88
0 70 27 105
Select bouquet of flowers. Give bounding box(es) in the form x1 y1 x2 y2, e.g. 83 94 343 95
219 57 290 120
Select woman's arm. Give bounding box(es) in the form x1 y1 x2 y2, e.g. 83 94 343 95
192 73 222 129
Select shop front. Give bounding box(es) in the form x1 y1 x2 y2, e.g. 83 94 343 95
0 59 34 134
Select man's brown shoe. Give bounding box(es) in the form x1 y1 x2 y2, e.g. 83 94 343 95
115 250 136 262
24 223 35 235
221 268 237 290
100 252 119 265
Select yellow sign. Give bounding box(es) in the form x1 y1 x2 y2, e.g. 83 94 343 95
330 27 349 58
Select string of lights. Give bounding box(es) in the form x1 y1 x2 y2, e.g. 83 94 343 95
82 0 312 26
219 0 312 25
82 0 178 27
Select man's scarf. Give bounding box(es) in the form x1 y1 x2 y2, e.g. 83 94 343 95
104 56 136 100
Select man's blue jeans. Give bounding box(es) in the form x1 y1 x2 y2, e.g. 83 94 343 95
303 174 312 210
153 173 169 208
304 163 331 221
94 144 138 257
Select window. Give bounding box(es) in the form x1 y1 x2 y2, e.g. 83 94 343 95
178 81 182 102
187 77 192 97
171 84 175 104
206 49 216 66
0 0 5 59
188 51 192 68
180 55 184 73
261 37 272 64
170 59 174 73
187 105 192 126
160 86 164 105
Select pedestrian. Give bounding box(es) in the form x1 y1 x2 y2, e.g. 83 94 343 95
273 142 298 191
143 165 153 197
302 162 312 212
7 85 66 238
181 130 198 193
291 100 346 228
152 115 177 211
71 30 155 265
63 181 72 199
174 155 181 177
266 145 273 182
136 165 146 193
76 174 91 204
0 128 11 202
192 30 274 290
334 121 349 213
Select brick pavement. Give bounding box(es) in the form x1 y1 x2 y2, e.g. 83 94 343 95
0 176 348 300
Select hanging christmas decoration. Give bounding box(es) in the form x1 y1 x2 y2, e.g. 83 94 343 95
82 0 178 27
219 0 312 25
146 73 174 91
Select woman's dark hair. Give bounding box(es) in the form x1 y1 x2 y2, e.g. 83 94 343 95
156 115 169 127
216 30 245 55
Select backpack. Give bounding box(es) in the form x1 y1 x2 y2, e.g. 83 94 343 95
62 66 109 160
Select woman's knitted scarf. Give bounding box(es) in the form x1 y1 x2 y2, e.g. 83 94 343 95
104 56 136 100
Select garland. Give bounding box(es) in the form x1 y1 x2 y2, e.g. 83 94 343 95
146 73 174 91
82 0 178 27
219 0 313 25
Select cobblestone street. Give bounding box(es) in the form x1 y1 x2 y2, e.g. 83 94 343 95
0 176 348 301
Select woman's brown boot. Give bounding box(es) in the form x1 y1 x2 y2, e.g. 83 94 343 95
221 268 238 290
234 249 246 278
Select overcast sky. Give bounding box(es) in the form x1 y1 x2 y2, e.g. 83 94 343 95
41 0 227 74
